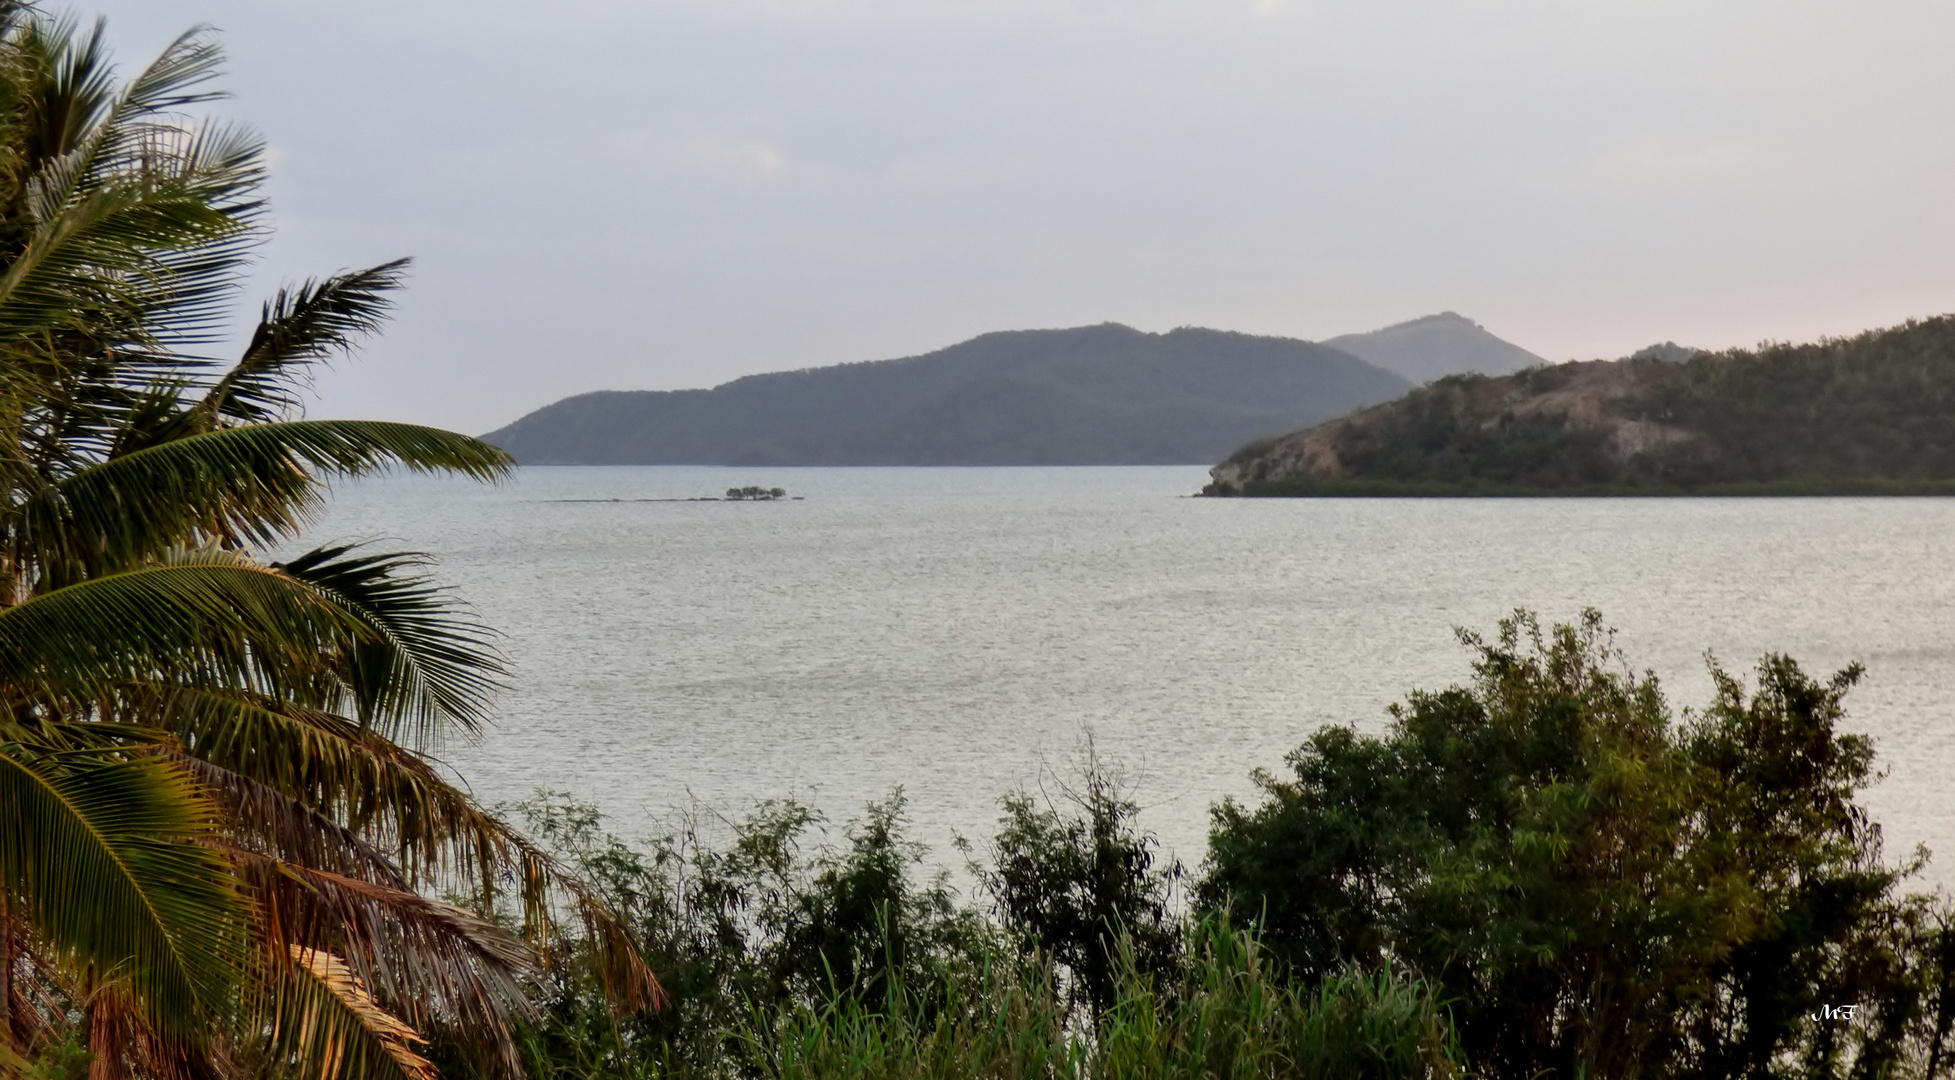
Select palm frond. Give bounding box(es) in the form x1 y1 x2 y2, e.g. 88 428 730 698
275 544 504 744
10 19 262 356
0 742 242 1040
151 688 662 1011
0 552 356 705
167 741 412 887
104 118 266 351
155 688 491 886
196 260 410 425
19 421 509 582
242 856 533 1077
0 171 242 350
505 826 665 1014
271 947 439 1080
13 14 117 166
154 686 552 884
102 24 227 131
70 983 224 1080
0 76 261 358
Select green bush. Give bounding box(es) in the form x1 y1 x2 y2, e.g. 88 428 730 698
983 748 1183 1015
477 787 1456 1080
1092 922 1455 1080
483 791 980 1079
1202 610 1955 1080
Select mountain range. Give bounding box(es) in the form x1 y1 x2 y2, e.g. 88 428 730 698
482 315 1536 466
1206 316 1955 495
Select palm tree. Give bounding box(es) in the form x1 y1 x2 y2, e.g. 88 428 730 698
0 9 655 1079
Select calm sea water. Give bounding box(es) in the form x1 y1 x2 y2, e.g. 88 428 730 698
301 467 1955 887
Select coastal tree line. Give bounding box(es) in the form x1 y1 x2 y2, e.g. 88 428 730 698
476 614 1955 1080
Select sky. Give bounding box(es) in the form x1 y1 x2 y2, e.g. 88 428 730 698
85 0 1955 434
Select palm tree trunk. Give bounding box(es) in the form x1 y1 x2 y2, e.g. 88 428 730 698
86 982 127 1080
0 892 13 1049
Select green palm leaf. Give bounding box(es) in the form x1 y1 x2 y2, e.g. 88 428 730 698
19 421 509 579
275 544 504 743
13 14 118 165
0 741 242 1039
2 170 239 336
8 20 262 352
0 553 356 704
90 24 230 163
197 260 411 425
158 687 501 878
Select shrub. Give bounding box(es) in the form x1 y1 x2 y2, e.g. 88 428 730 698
1202 609 1955 1080
983 748 1183 1015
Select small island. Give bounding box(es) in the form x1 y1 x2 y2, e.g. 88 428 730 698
726 485 788 500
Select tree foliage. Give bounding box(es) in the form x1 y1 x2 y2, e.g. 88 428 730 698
485 789 1454 1080
1202 610 1955 1079
983 751 1182 1015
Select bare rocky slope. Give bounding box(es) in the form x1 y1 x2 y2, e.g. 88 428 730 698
1206 315 1955 495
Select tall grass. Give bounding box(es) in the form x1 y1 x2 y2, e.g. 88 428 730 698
752 919 1457 1080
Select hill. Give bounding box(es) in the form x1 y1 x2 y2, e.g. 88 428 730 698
481 324 1410 466
1321 311 1546 384
1205 316 1955 495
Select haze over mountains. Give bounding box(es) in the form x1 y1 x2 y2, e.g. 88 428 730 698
485 315 1536 466
1324 312 1547 384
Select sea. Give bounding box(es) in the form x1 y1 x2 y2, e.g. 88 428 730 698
298 466 1955 890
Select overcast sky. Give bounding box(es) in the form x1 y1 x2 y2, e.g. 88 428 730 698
85 0 1955 433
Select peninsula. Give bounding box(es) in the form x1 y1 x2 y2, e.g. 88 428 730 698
1207 316 1955 495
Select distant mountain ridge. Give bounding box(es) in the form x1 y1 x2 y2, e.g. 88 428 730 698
1322 311 1547 384
483 323 1415 466
1206 316 1955 495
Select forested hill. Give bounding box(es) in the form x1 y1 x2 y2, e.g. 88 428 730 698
1206 315 1955 495
482 324 1410 465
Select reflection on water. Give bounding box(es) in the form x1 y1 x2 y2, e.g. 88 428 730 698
302 467 1955 886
